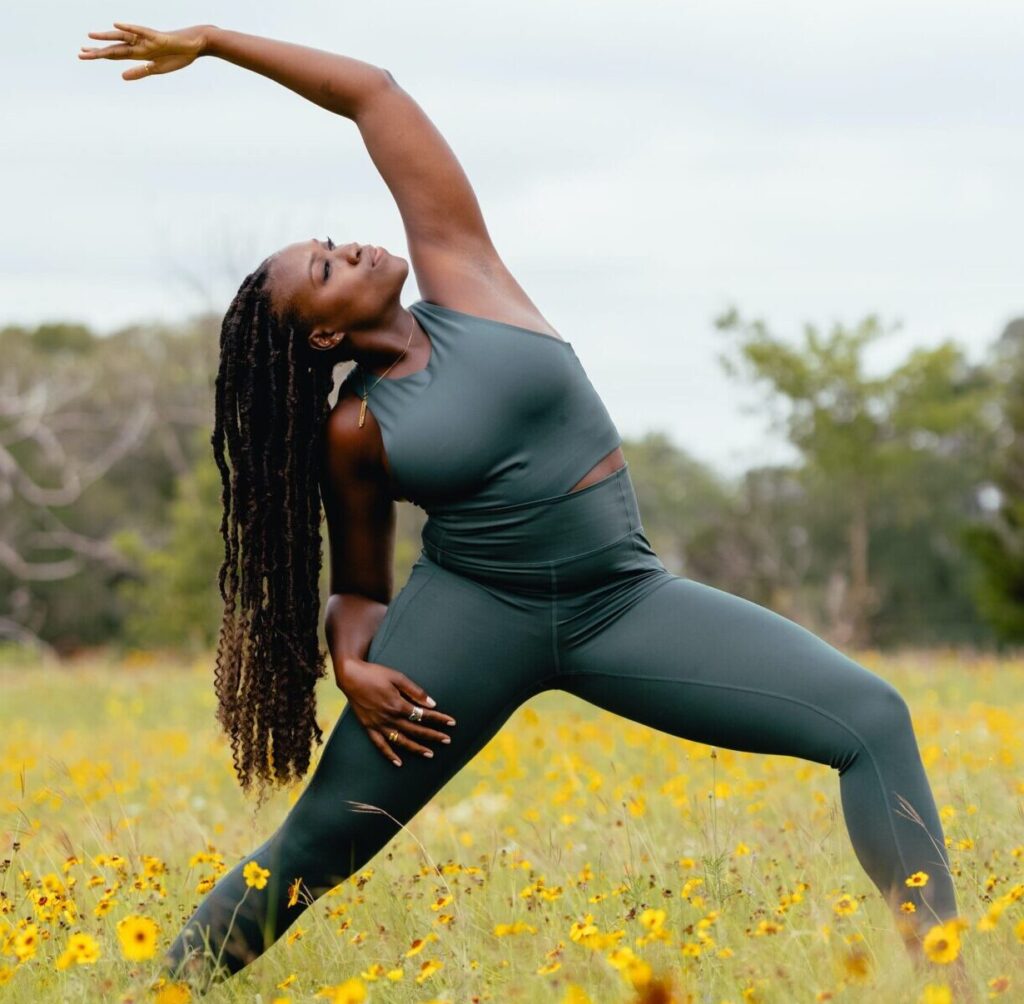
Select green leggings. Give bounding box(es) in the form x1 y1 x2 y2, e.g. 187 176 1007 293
164 463 957 985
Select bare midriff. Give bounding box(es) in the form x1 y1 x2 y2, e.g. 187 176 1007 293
567 446 627 493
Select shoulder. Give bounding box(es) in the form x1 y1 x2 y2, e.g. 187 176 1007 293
323 367 385 480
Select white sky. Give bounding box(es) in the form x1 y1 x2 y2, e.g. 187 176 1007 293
4 2 1022 478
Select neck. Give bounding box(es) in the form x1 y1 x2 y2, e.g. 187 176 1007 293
346 307 420 377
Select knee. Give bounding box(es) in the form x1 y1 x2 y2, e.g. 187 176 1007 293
841 674 915 755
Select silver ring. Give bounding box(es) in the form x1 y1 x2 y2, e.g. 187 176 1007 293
408 706 424 722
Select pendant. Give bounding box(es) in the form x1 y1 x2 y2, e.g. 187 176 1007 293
358 397 367 428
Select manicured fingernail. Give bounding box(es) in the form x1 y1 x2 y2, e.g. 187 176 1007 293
392 759 402 767
422 750 434 758
426 696 437 708
447 720 456 726
442 737 451 744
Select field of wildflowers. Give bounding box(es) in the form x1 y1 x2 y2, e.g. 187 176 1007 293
1 648 1021 1002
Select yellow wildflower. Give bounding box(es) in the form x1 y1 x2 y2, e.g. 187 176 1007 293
116 914 159 961
243 861 270 889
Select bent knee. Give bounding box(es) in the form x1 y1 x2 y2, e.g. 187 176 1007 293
835 676 915 768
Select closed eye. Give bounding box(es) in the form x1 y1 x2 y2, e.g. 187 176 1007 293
323 236 335 282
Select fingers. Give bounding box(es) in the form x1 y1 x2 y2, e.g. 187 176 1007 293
79 22 155 60
367 725 435 768
367 711 456 767
399 720 454 746
366 728 404 768
112 21 157 39
79 43 137 60
122 63 156 81
392 671 439 710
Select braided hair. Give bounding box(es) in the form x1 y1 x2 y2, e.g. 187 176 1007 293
210 256 338 809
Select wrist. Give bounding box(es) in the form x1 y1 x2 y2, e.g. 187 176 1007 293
199 24 221 58
337 654 362 685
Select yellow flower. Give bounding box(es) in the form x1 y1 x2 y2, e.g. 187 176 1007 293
116 914 159 961
243 861 270 889
562 986 594 1004
54 931 101 969
13 924 40 961
315 978 366 1003
287 877 304 907
415 959 443 984
536 960 561 975
919 985 952 1004
494 920 537 936
905 871 930 887
154 984 192 1004
639 908 666 930
842 948 872 983
403 934 436 958
922 918 968 964
832 894 859 916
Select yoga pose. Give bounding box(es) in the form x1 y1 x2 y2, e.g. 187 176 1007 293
80 21 969 996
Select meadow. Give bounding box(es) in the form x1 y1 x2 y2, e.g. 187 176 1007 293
1 648 1021 1003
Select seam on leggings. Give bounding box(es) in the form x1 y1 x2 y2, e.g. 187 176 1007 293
550 564 561 673
370 563 440 661
564 670 912 883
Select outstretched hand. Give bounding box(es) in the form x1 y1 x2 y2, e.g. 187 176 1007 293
78 21 210 80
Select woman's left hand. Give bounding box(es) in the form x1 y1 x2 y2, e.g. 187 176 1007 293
78 21 211 81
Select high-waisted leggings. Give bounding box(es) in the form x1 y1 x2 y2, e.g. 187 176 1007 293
163 462 958 986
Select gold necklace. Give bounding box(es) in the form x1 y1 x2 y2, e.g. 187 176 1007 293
357 311 417 429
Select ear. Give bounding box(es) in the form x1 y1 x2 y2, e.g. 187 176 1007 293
308 329 346 352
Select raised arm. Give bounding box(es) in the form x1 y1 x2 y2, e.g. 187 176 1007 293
201 27 513 299
80 21 548 321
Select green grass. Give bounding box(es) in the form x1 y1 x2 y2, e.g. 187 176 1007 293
1 648 1021 1003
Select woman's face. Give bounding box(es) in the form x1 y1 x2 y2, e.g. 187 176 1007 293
268 237 409 352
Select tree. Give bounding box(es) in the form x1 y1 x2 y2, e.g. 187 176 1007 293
960 317 1024 644
714 309 996 648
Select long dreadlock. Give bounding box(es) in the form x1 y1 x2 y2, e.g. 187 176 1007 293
210 258 338 809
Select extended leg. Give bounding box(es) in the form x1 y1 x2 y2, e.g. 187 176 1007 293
557 573 959 937
161 558 556 992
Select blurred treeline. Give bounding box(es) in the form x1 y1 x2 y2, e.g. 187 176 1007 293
2 308 1023 663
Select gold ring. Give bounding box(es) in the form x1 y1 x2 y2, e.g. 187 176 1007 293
387 730 399 743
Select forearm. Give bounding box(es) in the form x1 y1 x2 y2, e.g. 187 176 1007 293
203 25 389 119
324 593 389 679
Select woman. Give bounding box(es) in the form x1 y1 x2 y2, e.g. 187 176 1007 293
80 21 970 997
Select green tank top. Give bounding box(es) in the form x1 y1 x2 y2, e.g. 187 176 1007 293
338 299 622 514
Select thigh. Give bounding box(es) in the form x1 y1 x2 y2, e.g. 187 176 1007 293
279 556 557 881
558 574 902 770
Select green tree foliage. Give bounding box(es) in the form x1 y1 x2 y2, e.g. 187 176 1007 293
112 427 224 654
713 309 998 647
960 320 1024 643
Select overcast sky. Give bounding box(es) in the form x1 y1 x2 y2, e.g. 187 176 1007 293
4 2 1021 477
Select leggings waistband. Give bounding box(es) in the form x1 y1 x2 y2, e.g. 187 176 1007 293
421 463 643 571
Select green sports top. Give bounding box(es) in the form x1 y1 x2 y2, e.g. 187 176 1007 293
339 299 623 514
